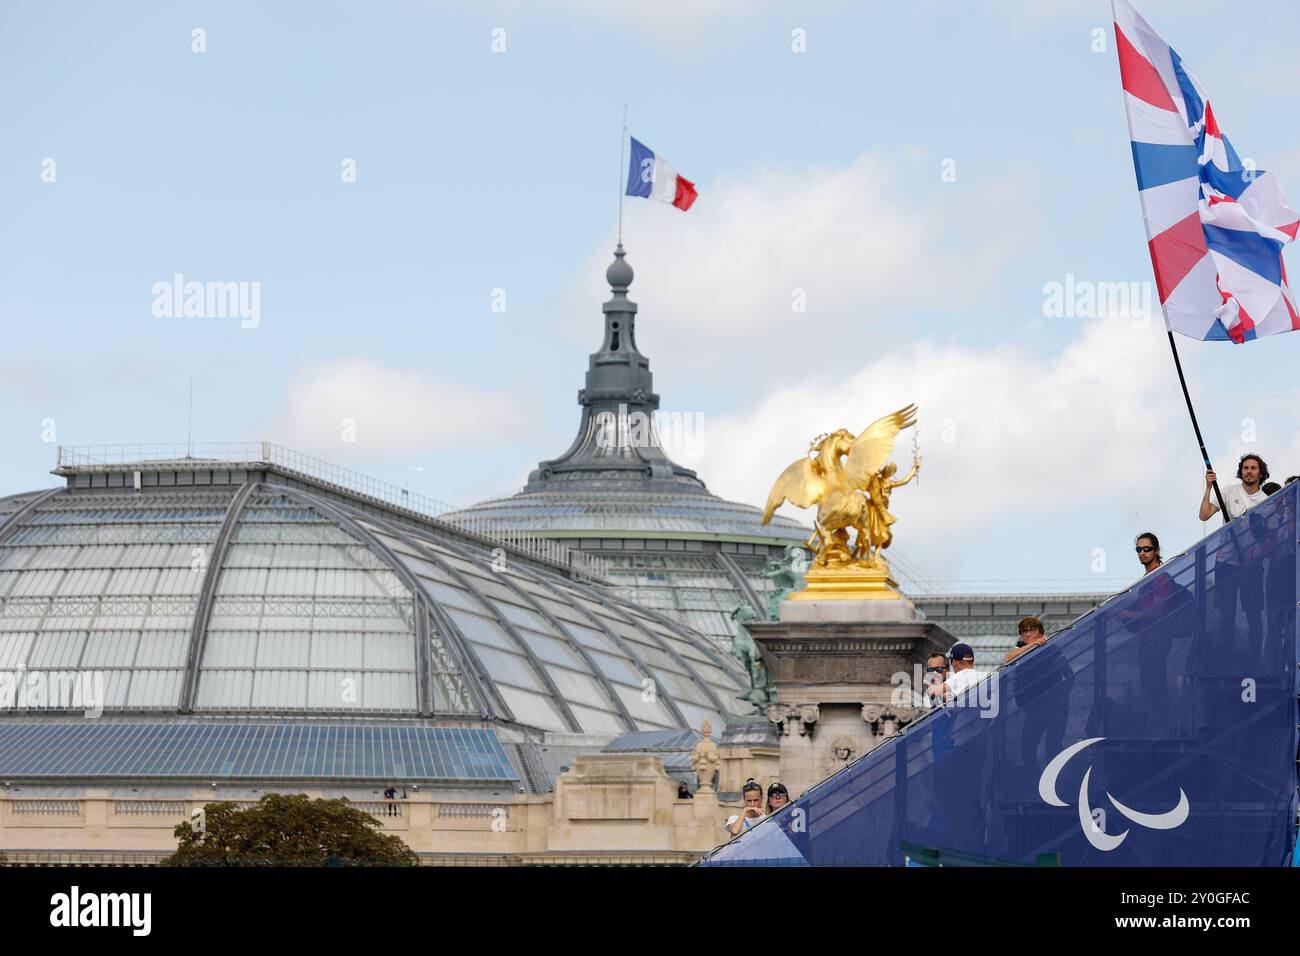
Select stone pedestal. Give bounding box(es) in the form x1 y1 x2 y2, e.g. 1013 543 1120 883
749 597 954 800
786 564 901 601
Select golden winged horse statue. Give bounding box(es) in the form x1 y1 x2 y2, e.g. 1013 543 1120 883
761 405 920 585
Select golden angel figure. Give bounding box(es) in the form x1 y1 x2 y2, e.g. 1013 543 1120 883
761 405 920 575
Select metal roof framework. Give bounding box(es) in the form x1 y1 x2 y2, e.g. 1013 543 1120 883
180 481 258 714
0 721 518 784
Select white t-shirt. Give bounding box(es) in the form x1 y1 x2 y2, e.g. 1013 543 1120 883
1219 482 1267 520
1211 481 1263 564
1216 481 1268 520
723 811 765 834
945 667 987 699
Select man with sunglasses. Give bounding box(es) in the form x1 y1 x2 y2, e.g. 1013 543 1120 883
1134 533 1162 573
723 778 766 837
922 652 948 708
1124 532 1179 731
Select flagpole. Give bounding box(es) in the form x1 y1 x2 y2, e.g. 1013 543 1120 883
617 104 628 245
1110 0 1228 524
1166 331 1230 524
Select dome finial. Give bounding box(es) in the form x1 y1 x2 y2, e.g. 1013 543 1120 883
606 242 634 291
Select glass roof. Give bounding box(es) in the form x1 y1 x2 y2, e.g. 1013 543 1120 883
565 551 774 657
198 489 423 715
362 516 749 732
0 492 39 519
0 721 517 782
448 489 809 541
0 482 748 733
0 488 231 711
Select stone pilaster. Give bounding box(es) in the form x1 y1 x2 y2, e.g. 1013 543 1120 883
749 597 953 799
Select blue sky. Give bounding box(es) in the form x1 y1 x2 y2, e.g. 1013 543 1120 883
4 0 1300 587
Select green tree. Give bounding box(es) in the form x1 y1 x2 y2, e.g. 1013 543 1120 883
162 793 418 867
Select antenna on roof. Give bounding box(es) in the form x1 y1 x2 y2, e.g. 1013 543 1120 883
186 379 193 459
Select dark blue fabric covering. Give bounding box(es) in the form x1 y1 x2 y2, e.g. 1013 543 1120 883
702 484 1299 867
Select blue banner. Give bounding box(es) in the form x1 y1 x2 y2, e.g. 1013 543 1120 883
702 483 1299 866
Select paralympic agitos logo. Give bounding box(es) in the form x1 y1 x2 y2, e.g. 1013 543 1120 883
1039 738 1189 851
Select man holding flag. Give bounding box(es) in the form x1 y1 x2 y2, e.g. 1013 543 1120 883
1114 0 1300 344
1113 0 1300 524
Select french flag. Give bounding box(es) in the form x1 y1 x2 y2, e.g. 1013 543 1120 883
626 137 698 211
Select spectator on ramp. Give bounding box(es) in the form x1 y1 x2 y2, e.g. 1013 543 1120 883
723 779 766 838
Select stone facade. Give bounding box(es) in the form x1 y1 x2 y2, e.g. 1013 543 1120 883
0 745 778 866
750 600 954 798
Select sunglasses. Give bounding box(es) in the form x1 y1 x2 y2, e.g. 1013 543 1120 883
925 665 947 673
1135 546 1154 553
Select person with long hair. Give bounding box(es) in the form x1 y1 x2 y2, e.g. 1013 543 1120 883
765 781 790 815
1201 456 1269 664
1128 532 1177 731
1200 453 1269 521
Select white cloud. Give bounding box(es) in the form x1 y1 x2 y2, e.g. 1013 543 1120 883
689 316 1189 575
261 357 530 461
560 150 1037 380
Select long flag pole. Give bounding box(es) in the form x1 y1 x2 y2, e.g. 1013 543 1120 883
617 104 627 245
1165 331 1230 524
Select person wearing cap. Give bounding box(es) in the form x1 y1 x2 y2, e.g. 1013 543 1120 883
931 644 991 835
723 778 766 837
940 643 986 702
765 782 790 815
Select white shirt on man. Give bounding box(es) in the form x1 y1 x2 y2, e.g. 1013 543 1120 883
1214 481 1269 566
944 667 987 699
723 811 764 834
1219 482 1267 520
